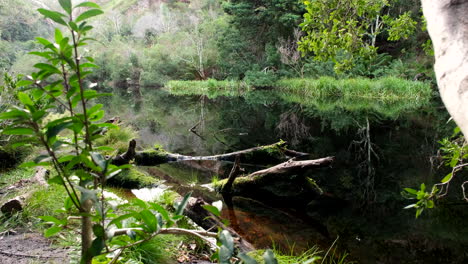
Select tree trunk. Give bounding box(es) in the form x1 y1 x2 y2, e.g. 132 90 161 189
81 200 94 264
421 0 468 138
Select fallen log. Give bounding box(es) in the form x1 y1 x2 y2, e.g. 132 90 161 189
213 156 335 204
113 140 309 166
181 197 255 252
1 167 49 215
248 156 334 178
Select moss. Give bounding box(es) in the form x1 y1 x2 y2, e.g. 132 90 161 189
107 167 159 189
135 148 169 166
95 125 138 155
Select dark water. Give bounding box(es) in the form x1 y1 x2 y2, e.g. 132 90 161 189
102 86 468 263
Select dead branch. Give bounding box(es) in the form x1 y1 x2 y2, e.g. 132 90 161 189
247 156 335 178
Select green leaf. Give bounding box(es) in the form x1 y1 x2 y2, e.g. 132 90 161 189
80 62 98 68
420 183 426 192
44 226 62 237
219 230 234 254
202 205 221 217
35 37 52 47
34 154 51 164
90 152 108 172
108 212 137 228
175 191 192 216
238 253 259 264
76 9 104 23
0 109 29 120
148 203 171 225
140 209 158 232
87 237 105 257
219 245 232 264
75 185 98 204
16 80 34 87
89 110 105 122
92 224 105 238
37 9 67 26
156 213 163 229
106 169 122 180
415 207 424 218
75 2 101 9
427 200 435 209
39 216 65 225
34 63 61 74
46 121 74 142
3 127 35 135
54 28 63 43
263 249 278 264
68 21 78 31
17 92 34 107
58 0 72 15
404 188 418 195
441 173 452 183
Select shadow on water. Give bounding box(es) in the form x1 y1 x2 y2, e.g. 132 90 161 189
101 85 468 263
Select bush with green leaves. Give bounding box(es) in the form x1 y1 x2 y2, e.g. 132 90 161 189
404 127 468 218
0 1 214 263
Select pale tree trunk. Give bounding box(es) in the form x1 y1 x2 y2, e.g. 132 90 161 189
421 0 468 138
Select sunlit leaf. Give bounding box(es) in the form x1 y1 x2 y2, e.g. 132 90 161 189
37 9 67 26
76 9 104 23
75 1 101 9
44 226 62 237
58 0 72 15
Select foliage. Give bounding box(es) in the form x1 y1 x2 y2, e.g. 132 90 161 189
0 2 200 263
404 126 468 218
217 0 305 79
298 0 418 71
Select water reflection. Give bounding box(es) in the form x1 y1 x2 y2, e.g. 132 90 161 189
100 86 468 263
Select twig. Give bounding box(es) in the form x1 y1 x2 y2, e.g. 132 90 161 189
0 250 64 259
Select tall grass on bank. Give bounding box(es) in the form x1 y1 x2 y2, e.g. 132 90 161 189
275 77 431 102
166 77 431 102
166 79 252 98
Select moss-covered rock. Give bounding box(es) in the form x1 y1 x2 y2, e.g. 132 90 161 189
107 167 159 189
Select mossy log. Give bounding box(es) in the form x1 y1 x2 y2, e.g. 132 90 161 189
214 157 334 204
1 167 49 215
113 140 309 166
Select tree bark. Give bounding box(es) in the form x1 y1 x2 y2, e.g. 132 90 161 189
421 0 468 138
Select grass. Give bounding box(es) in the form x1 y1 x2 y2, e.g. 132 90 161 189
166 79 252 98
95 125 138 155
249 244 355 264
165 77 431 102
275 77 431 102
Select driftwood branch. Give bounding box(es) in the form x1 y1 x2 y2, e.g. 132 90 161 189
113 140 309 166
1 167 49 215
248 156 335 178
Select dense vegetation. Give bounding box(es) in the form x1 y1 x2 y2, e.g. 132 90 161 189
1 0 467 264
